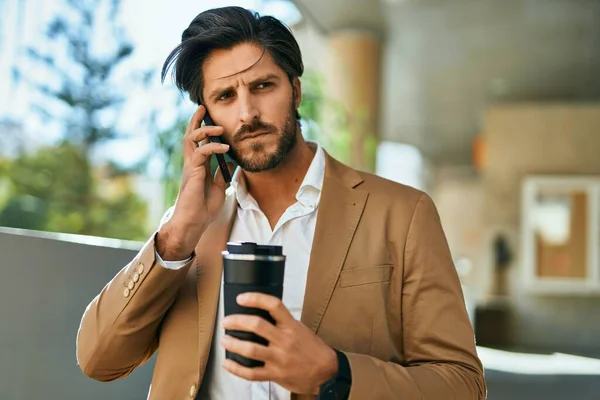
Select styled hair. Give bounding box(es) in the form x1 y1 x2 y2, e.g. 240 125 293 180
161 6 304 109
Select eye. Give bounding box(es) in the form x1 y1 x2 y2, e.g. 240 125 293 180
216 90 235 102
255 82 272 90
217 91 234 101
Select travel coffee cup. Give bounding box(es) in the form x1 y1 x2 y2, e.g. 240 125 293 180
222 242 286 368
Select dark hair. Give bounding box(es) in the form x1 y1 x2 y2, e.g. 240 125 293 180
161 6 304 109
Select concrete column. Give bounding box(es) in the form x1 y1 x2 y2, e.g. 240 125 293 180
324 30 382 172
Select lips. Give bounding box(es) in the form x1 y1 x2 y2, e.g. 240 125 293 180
239 130 271 141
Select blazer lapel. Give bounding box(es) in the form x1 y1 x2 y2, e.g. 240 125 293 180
301 154 368 334
195 190 238 379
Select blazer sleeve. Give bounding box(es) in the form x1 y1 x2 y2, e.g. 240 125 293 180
345 193 487 399
75 208 195 382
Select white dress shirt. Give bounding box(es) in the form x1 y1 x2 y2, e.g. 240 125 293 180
155 144 325 400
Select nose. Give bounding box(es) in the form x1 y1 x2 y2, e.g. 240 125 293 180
238 91 260 125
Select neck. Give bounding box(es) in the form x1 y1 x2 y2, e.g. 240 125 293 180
242 128 315 210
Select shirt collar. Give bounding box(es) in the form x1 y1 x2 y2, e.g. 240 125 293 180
230 142 326 210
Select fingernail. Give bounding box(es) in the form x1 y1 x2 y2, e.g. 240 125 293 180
221 143 229 148
237 293 248 303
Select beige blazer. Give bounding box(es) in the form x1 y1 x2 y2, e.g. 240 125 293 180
76 152 486 400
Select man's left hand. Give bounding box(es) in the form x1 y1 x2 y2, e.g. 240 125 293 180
220 292 338 395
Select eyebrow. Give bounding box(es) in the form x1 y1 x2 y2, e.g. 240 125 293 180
207 73 281 103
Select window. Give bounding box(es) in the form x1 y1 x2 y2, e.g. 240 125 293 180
522 176 600 294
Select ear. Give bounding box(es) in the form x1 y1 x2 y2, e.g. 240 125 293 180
292 76 302 110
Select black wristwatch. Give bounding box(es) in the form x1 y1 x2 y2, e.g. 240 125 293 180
318 349 352 400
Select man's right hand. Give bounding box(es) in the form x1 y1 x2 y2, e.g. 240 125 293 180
156 105 232 261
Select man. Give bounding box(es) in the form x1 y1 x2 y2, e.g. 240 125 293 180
76 6 486 400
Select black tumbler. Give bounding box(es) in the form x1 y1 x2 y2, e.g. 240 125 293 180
222 242 286 368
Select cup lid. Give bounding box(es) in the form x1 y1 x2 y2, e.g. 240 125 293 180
225 242 283 256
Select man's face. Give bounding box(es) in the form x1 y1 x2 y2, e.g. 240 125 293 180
201 43 301 172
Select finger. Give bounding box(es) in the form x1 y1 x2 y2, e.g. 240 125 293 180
186 105 206 135
222 359 271 382
195 137 209 148
220 335 273 363
189 142 230 168
213 162 234 191
221 314 278 342
183 106 207 162
189 125 224 143
235 293 292 324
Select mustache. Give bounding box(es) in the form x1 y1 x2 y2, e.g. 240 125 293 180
233 119 276 142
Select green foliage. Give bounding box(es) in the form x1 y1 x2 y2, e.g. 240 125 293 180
298 70 324 141
0 0 150 241
298 69 353 164
155 116 187 206
300 70 378 171
0 142 148 240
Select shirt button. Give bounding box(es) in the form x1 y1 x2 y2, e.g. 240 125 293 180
189 384 197 397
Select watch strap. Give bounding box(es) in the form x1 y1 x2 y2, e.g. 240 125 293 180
318 349 352 400
334 349 352 385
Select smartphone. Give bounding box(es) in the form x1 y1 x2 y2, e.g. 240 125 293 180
202 112 232 184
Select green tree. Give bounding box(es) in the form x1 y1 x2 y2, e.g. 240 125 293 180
14 0 153 155
0 142 148 240
1 0 152 240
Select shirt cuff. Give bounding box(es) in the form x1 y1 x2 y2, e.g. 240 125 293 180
154 247 193 270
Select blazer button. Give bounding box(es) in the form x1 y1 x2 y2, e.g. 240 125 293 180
123 288 130 298
137 263 145 275
127 280 134 290
189 384 197 397
133 273 140 282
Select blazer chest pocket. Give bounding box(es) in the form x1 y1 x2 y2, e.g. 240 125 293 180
339 265 393 288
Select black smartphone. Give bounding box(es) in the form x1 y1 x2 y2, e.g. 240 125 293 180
202 112 232 184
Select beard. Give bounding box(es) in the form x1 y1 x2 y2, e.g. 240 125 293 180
226 101 298 173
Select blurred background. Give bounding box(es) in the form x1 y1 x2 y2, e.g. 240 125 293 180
1 0 599 399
